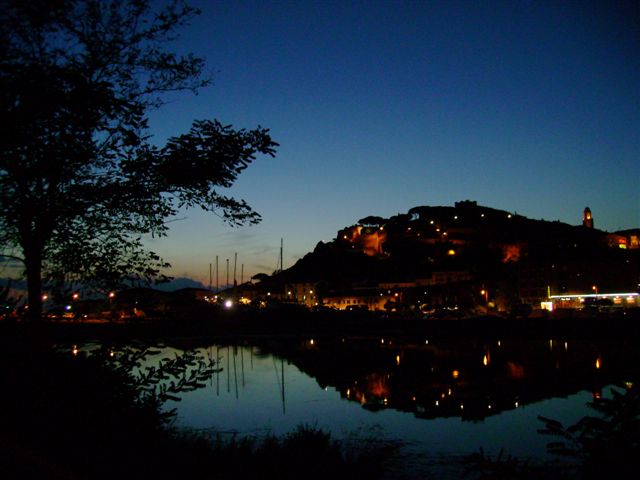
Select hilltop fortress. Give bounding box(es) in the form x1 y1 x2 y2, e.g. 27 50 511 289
338 201 637 259
246 201 639 315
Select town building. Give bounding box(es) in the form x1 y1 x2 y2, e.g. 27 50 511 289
583 207 594 228
322 288 394 311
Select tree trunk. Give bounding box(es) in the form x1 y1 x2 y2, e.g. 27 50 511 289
24 245 43 322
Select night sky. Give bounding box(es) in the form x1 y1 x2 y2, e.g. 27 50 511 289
144 0 639 287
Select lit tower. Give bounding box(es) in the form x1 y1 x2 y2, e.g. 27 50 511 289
583 207 594 228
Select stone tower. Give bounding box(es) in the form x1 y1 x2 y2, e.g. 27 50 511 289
583 207 594 228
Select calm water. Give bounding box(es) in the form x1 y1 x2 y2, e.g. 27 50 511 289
145 335 639 471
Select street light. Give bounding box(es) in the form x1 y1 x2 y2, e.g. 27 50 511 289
481 288 489 313
481 289 488 302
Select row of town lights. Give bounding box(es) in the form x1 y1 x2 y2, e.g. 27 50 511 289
369 211 514 238
369 211 514 231
42 292 115 301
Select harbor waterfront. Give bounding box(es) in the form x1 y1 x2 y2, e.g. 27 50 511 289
2 2 637 477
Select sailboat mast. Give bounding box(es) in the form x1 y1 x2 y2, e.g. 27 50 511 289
233 252 237 286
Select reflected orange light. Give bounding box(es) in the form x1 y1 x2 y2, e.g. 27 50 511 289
367 374 389 397
595 356 601 369
507 361 525 379
396 355 401 366
483 354 489 366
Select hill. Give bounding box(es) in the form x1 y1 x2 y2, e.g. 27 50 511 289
269 201 638 313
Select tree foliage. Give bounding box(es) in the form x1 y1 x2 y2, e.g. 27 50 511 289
358 215 386 227
0 0 278 319
538 384 640 478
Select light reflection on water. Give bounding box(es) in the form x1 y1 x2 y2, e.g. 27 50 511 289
158 337 638 462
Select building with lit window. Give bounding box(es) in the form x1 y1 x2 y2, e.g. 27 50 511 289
547 292 639 310
285 282 319 307
583 207 594 228
322 288 395 311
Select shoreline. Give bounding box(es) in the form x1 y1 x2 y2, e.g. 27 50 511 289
3 308 639 345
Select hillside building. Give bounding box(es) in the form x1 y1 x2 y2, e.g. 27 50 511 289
583 207 594 228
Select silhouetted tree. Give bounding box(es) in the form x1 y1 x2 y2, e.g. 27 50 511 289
358 216 386 227
251 273 271 283
0 0 277 321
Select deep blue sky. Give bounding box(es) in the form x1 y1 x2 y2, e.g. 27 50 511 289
145 0 639 286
